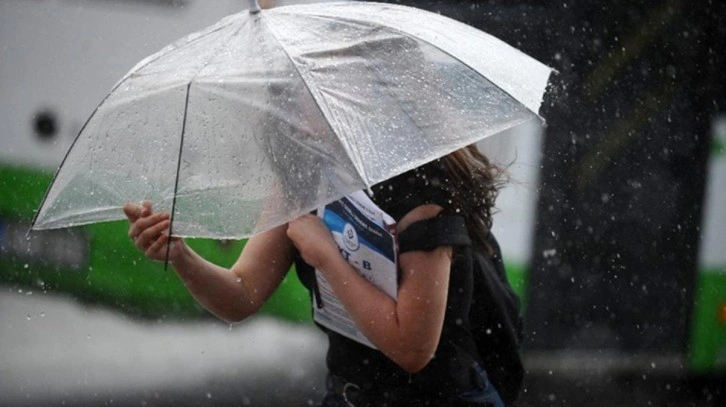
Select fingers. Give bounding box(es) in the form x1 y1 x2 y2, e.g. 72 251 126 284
135 218 170 249
128 212 170 240
123 200 153 222
122 201 179 262
146 231 172 259
133 219 176 261
122 203 141 221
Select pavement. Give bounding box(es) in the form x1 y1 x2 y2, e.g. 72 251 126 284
2 287 723 407
0 288 328 406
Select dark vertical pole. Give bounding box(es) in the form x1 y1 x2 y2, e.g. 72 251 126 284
166 82 192 270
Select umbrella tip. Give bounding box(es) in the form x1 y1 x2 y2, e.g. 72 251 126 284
248 0 261 14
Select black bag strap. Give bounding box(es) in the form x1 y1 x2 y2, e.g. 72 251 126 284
398 215 471 253
470 234 524 404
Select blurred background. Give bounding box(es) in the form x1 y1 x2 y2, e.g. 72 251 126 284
1 0 724 405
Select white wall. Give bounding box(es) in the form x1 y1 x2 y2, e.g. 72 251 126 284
479 120 543 267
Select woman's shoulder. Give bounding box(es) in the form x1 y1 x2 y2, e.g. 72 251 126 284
396 203 445 233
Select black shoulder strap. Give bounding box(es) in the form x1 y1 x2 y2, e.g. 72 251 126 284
398 215 471 253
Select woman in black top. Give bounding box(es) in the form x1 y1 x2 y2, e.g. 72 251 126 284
123 145 510 406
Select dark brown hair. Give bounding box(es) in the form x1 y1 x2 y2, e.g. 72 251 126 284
440 145 506 251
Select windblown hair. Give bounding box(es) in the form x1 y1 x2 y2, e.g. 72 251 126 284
440 145 506 251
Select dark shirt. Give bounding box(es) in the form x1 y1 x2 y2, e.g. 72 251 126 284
294 161 482 401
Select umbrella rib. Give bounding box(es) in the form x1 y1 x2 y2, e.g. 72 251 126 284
388 30 546 122
29 76 131 234
161 19 246 255
291 11 546 120
114 16 240 89
30 17 241 235
163 21 245 257
260 15 370 186
165 82 192 269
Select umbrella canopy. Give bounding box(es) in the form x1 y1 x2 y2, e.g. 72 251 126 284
32 0 553 239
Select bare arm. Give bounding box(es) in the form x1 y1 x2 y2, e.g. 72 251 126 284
287 204 451 373
171 225 295 322
124 202 295 323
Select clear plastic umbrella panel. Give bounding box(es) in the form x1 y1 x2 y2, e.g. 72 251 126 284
32 0 553 239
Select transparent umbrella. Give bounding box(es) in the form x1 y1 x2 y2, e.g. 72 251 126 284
31 0 553 239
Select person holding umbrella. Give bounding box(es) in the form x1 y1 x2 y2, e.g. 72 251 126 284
124 145 517 406
28 2 549 405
